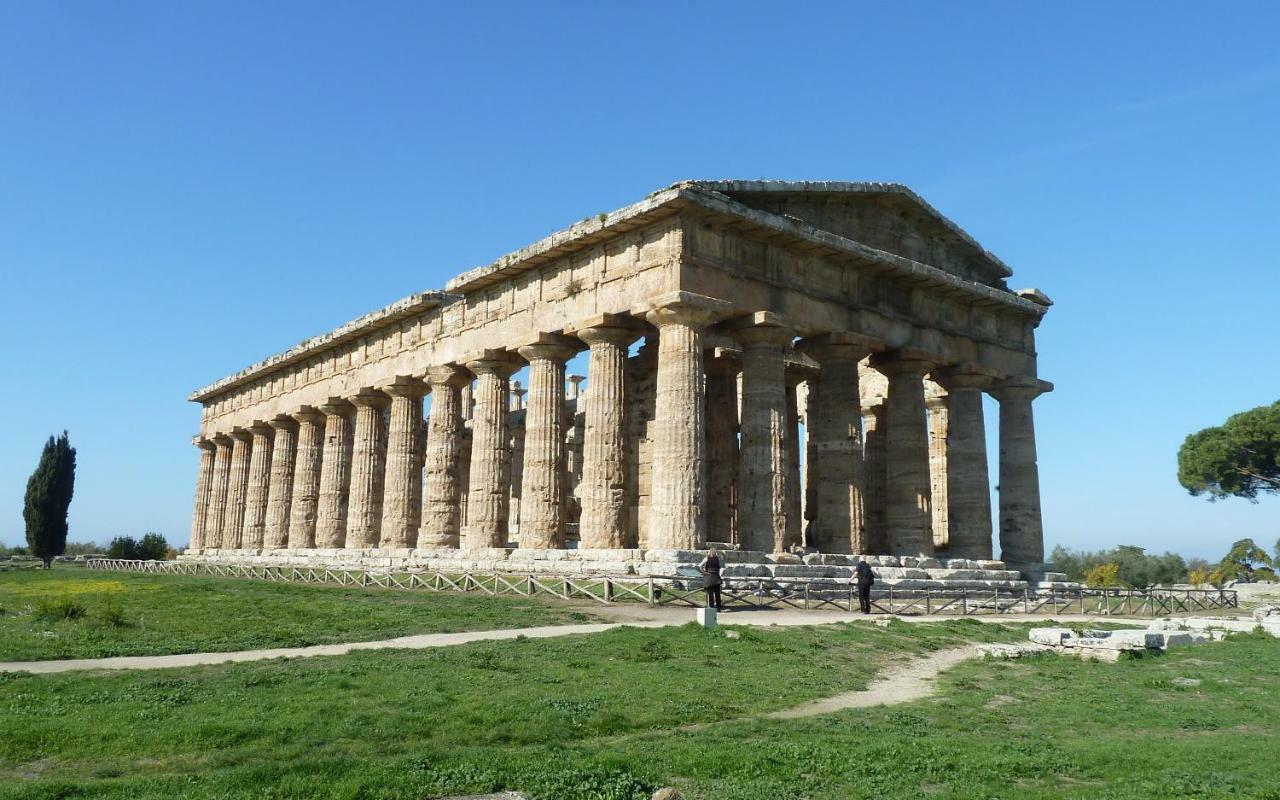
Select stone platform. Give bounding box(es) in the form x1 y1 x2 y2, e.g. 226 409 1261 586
179 547 1073 592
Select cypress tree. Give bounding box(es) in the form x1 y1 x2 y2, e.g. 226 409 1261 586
23 432 77 568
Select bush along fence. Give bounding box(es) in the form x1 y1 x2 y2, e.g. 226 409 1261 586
84 559 1239 617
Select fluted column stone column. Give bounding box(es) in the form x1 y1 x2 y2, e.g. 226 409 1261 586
378 378 426 548
346 390 391 549
784 369 807 549
422 365 470 547
926 391 950 551
643 293 727 550
517 336 579 549
861 403 888 554
934 366 997 560
205 435 232 548
240 423 273 549
992 377 1053 566
730 314 795 554
315 399 355 548
222 429 253 549
287 408 325 549
576 321 641 549
190 438 216 550
798 335 874 554
264 417 298 549
462 352 522 549
871 351 938 556
704 350 740 546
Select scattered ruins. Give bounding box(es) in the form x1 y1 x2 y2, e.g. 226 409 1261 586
182 181 1056 586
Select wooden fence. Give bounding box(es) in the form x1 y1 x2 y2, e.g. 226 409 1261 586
84 558 1238 617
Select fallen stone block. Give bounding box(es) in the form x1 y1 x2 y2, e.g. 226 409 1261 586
1029 627 1074 646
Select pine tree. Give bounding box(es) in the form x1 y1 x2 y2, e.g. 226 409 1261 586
23 432 77 568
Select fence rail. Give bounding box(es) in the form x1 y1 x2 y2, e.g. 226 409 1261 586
84 559 1239 616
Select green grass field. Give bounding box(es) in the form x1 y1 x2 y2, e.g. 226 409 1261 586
2 568 1277 799
0 566 598 660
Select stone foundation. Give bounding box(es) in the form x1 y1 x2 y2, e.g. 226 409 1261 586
180 547 1071 592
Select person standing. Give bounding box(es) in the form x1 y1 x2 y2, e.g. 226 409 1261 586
699 547 724 611
855 556 875 614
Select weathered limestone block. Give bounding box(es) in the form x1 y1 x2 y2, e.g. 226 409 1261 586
189 439 215 549
421 365 470 547
315 399 355 549
1029 627 1073 646
287 408 325 548
222 429 253 549
517 336 578 549
730 313 795 554
380 378 426 548
992 377 1053 565
872 351 938 557
263 417 298 549
462 352 522 549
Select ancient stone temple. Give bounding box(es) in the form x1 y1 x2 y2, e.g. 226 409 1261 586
184 181 1055 585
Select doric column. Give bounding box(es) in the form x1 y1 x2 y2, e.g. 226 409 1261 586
784 369 807 549
934 365 998 560
729 313 795 554
204 434 232 548
222 429 253 549
576 321 641 549
240 422 273 549
926 389 950 550
315 399 354 548
517 336 579 549
704 349 740 546
462 351 522 549
264 416 298 549
991 377 1053 566
871 350 938 556
346 389 391 548
379 377 426 548
643 293 727 550
861 403 888 554
287 408 325 549
189 438 216 550
798 334 875 554
421 365 470 547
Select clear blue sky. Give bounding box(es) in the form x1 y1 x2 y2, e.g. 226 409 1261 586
2 2 1277 560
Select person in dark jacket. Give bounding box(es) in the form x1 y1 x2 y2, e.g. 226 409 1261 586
854 556 875 614
699 548 724 611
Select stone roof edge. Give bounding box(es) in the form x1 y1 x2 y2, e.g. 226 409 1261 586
679 180 1015 279
188 291 452 402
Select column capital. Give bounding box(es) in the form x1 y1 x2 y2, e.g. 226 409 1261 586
290 405 326 425
462 349 522 378
318 398 355 417
193 436 216 451
267 415 299 433
638 291 733 330
990 376 1054 403
722 311 796 348
934 363 1000 392
705 346 741 374
211 432 233 445
870 348 942 377
381 375 428 399
229 427 253 442
247 421 274 437
350 388 391 409
796 331 880 363
568 313 644 348
425 363 471 389
516 333 580 364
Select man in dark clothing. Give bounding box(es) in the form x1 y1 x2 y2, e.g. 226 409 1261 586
855 557 875 614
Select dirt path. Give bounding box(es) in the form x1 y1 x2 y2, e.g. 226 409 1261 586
0 610 1134 676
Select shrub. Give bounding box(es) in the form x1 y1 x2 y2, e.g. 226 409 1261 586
107 536 140 559
1187 567 1213 586
138 533 170 561
1084 563 1123 588
35 596 88 622
97 602 128 628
